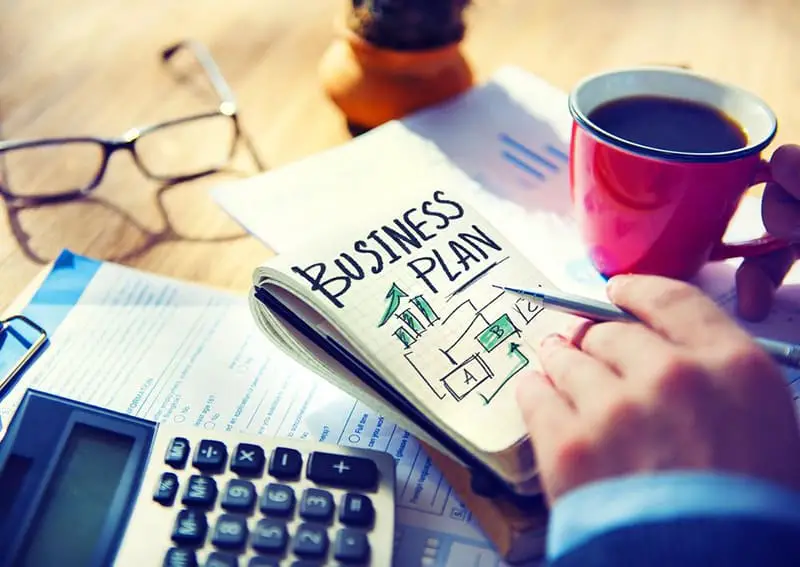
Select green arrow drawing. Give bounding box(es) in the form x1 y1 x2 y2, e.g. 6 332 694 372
377 283 408 327
478 341 530 405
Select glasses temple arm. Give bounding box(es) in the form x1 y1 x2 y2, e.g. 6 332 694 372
162 40 237 110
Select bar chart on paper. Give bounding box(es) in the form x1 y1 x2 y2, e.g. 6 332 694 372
497 132 569 188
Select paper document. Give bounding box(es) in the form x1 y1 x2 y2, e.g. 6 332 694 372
0 250 520 567
212 65 799 405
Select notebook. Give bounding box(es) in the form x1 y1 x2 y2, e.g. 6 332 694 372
247 180 577 497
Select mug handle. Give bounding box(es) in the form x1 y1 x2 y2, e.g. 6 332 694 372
709 160 792 261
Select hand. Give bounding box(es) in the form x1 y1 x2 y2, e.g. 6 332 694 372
517 275 800 505
736 144 800 321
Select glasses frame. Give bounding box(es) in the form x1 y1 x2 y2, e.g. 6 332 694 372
0 39 264 205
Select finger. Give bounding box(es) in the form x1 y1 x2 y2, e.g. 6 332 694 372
762 182 800 241
735 245 798 321
770 144 800 201
516 370 577 477
536 334 620 410
607 274 750 348
578 321 676 376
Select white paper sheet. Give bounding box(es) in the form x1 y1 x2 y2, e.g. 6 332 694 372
0 252 519 567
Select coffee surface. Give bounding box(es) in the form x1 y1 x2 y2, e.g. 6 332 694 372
588 95 747 153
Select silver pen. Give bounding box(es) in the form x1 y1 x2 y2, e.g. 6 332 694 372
494 285 800 369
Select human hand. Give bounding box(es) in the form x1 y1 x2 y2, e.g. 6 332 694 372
736 144 800 321
517 275 800 505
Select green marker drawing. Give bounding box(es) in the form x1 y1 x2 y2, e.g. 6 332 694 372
393 327 416 348
477 314 517 353
478 342 529 405
411 295 439 324
378 283 408 327
398 309 425 334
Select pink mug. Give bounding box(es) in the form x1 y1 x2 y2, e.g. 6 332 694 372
568 66 788 280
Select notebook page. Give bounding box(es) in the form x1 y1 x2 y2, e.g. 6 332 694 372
262 187 575 457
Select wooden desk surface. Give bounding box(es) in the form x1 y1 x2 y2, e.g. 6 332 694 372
1 0 799 310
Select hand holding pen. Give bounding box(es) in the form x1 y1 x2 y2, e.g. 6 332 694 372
509 274 800 506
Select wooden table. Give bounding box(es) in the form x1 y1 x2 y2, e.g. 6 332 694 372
2 0 799 310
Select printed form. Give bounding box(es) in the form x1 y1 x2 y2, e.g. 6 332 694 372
0 251 512 567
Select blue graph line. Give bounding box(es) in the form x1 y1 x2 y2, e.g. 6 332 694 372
546 144 569 162
499 133 559 171
501 151 545 180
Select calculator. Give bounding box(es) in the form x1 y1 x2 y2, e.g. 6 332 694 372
0 389 397 567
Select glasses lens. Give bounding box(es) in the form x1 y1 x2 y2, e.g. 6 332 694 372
0 142 103 198
135 114 236 178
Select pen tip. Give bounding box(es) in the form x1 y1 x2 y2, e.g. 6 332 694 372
491 284 505 291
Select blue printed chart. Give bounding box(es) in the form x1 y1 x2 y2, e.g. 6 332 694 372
498 132 569 189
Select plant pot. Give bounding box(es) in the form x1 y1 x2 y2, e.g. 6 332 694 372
319 25 474 131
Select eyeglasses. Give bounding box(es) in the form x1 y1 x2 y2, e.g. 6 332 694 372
0 40 264 205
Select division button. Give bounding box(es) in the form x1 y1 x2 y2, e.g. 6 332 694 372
193 440 228 473
306 452 378 490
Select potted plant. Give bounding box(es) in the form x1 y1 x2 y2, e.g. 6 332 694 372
319 0 475 133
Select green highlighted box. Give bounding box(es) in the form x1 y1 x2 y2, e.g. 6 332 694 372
477 314 515 352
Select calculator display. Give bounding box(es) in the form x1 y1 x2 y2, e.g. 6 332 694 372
15 423 134 567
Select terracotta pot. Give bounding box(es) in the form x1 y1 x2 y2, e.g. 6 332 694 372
319 26 474 130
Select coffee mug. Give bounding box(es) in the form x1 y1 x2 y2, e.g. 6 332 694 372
568 66 788 280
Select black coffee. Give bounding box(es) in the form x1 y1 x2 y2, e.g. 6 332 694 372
587 95 747 153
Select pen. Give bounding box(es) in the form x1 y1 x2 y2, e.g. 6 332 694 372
494 285 800 369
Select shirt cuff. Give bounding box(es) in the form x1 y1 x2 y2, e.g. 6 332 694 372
546 471 800 560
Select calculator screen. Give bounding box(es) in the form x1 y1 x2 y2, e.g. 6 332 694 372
14 423 134 567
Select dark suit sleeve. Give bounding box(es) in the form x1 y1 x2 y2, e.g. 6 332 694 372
549 516 800 567
544 472 800 567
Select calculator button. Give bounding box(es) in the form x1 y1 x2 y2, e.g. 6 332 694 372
154 472 179 506
339 493 374 527
259 483 295 517
251 518 289 553
268 447 302 479
204 552 239 567
182 475 218 507
247 558 279 567
334 528 370 563
292 523 329 558
193 440 228 473
211 514 249 550
164 547 198 567
165 437 191 469
299 488 334 522
171 509 208 545
306 452 378 490
221 479 256 512
230 443 265 476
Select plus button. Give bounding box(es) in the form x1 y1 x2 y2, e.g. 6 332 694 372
333 460 350 474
